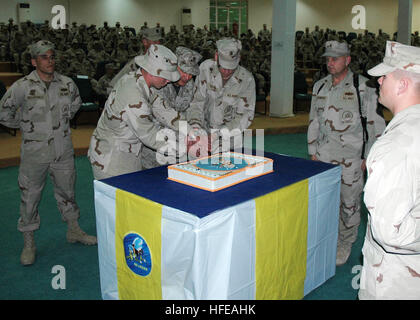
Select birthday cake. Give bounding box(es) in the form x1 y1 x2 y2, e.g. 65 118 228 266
167 152 274 192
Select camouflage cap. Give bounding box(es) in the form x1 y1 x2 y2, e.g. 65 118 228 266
322 40 350 57
368 41 420 76
30 40 55 58
216 38 242 69
134 44 180 82
175 46 202 76
141 27 162 41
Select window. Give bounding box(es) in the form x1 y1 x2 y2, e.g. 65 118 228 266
209 0 248 35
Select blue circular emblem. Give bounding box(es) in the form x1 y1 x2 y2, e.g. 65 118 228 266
123 233 152 276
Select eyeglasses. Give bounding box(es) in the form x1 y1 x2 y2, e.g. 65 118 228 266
38 54 55 61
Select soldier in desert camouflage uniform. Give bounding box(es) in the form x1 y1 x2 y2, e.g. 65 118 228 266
68 50 96 78
0 44 8 62
164 25 180 52
412 31 420 47
300 36 315 68
94 62 119 107
349 45 368 75
10 31 28 71
307 41 386 266
87 41 111 73
128 37 142 58
20 46 33 75
358 41 420 300
111 40 130 66
95 63 119 97
98 21 110 40
114 22 123 35
140 22 148 31
65 39 85 61
54 51 70 75
258 24 271 42
311 25 322 48
0 40 97 266
187 38 256 155
109 27 162 88
87 44 184 179
141 46 202 169
0 23 10 49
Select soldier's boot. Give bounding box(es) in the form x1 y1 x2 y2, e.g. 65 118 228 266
66 220 97 245
20 231 36 266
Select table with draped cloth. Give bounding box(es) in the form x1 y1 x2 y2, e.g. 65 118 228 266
94 151 341 300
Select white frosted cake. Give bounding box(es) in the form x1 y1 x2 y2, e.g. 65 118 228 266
167 152 274 192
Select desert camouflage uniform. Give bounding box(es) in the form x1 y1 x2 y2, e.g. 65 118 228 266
150 80 195 131
0 44 8 62
109 27 162 88
65 40 86 61
96 72 114 97
10 32 28 68
187 58 256 146
140 46 201 169
308 70 386 247
0 23 9 44
141 80 195 169
300 37 315 68
87 42 111 70
359 104 420 299
258 26 271 41
109 57 137 88
350 46 369 74
88 69 180 179
54 51 70 76
20 47 33 75
111 41 130 65
412 32 420 47
128 38 142 58
68 52 95 78
0 70 82 231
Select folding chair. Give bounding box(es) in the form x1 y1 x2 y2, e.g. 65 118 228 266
71 75 101 128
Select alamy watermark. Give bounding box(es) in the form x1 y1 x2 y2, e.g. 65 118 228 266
51 5 66 30
352 5 366 30
50 4 367 31
155 120 265 169
51 265 66 290
351 264 363 290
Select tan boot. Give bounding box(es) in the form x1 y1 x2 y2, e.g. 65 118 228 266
66 220 97 245
20 231 36 266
